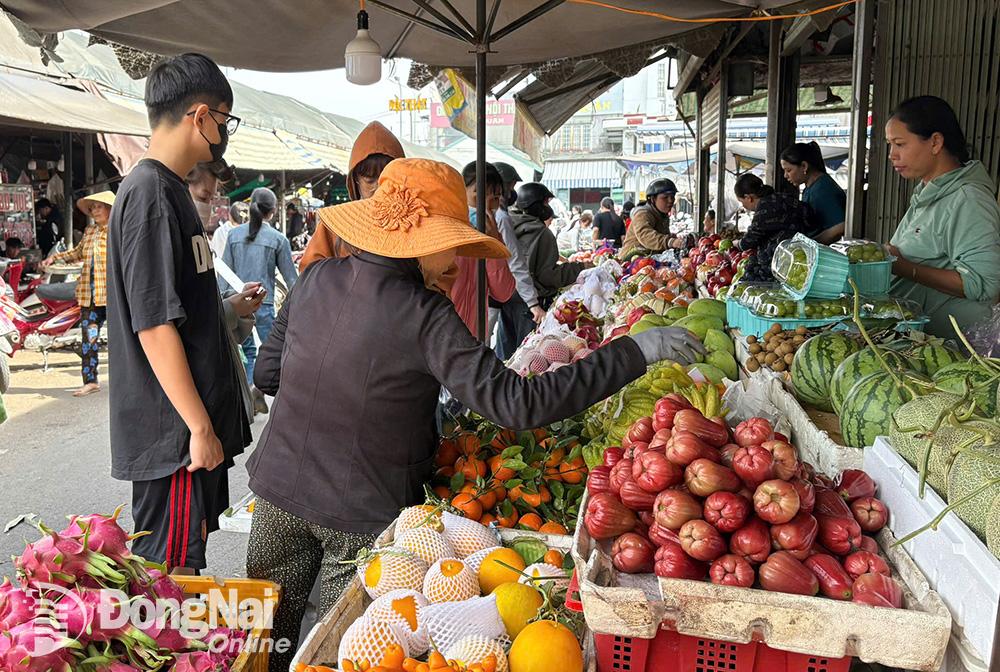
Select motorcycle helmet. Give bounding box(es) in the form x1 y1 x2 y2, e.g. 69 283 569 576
493 162 523 187
515 182 555 211
646 178 678 199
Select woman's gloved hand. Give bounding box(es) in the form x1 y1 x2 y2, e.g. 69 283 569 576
630 327 707 365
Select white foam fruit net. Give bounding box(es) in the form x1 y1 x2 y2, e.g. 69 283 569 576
422 594 507 655
422 558 479 603
396 505 443 535
519 562 570 590
337 614 411 668
358 546 429 600
441 511 500 558
364 589 430 655
444 635 509 672
395 527 455 566
462 544 502 575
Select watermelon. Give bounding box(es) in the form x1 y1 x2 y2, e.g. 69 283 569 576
841 371 926 449
906 342 964 376
933 362 1000 417
791 332 860 411
947 441 1000 540
829 347 910 414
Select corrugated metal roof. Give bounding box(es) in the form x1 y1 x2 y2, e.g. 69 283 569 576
543 158 623 190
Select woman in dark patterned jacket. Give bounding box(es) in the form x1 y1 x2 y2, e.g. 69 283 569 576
734 174 814 281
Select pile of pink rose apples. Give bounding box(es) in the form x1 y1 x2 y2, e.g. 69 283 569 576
583 397 904 608
0 507 246 672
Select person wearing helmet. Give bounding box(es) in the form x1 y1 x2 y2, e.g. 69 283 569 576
620 178 684 257
511 182 590 308
491 162 545 358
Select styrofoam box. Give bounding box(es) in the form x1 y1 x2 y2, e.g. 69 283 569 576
866 437 1000 667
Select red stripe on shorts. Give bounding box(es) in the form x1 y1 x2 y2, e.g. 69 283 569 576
166 471 179 568
179 470 193 567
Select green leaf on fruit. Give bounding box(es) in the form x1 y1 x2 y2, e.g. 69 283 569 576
500 445 524 459
504 478 523 489
503 459 528 471
449 473 465 492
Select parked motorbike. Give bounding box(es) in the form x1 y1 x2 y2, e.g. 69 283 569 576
0 260 87 371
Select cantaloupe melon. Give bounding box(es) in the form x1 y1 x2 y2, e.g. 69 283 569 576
947 441 1000 540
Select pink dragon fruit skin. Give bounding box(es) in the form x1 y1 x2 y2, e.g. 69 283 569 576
96 663 144 672
60 506 136 563
0 578 37 631
171 651 224 672
146 568 187 604
203 627 247 664
16 528 128 590
1 622 80 672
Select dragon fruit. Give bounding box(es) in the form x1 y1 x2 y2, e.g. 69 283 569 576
171 651 226 672
0 578 37 631
15 527 127 589
147 568 187 605
203 627 247 664
95 663 144 672
60 506 138 563
1 621 81 672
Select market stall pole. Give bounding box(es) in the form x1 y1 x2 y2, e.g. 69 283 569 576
61 132 73 245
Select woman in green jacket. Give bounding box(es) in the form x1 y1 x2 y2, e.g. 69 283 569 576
884 96 1000 338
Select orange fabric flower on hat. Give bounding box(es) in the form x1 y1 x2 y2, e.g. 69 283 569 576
372 179 429 232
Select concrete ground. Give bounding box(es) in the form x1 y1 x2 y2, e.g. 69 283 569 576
0 349 260 579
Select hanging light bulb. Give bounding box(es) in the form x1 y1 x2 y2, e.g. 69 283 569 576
345 0 381 85
27 159 36 171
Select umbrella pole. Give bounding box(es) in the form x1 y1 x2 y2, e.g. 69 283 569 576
475 0 489 343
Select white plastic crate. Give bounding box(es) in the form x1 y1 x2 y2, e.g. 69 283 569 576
865 437 999 668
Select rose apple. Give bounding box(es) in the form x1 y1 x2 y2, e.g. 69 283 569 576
584 492 637 540
734 418 774 447
666 431 720 466
753 480 801 524
648 522 681 547
852 573 903 609
627 417 655 444
769 512 819 560
620 480 658 511
702 492 751 533
814 487 853 518
843 551 890 580
603 446 625 468
836 469 877 502
612 532 656 574
709 554 755 588
678 520 728 562
758 551 819 596
653 490 702 530
586 465 612 496
804 553 854 600
648 428 672 453
673 410 729 447
633 451 684 493
652 395 693 431
760 440 799 480
609 458 634 494
790 478 816 514
627 441 652 461
729 517 771 564
685 459 741 497
732 445 774 489
850 496 888 532
719 443 741 467
817 515 863 555
857 536 879 554
654 541 707 580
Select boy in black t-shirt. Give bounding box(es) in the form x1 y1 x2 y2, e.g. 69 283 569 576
106 53 252 571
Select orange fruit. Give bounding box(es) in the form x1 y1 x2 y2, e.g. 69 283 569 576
508 485 524 502
509 620 583 672
521 491 542 508
538 485 552 504
497 509 519 528
477 488 498 510
543 448 565 468
543 549 564 566
477 547 527 594
455 456 487 480
532 429 548 443
435 438 460 467
479 513 497 527
435 465 455 479
490 428 517 453
432 485 451 500
519 513 543 531
538 521 568 535
558 458 586 484
489 455 515 481
456 432 481 456
490 483 507 502
451 493 483 520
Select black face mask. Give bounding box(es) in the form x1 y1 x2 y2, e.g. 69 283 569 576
199 115 229 162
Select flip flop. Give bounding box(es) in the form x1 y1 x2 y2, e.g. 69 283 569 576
73 385 101 397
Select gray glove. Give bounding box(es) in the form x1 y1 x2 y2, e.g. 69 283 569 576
630 327 707 366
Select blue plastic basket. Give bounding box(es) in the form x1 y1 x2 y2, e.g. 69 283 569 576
772 234 850 300
846 260 893 295
740 312 845 338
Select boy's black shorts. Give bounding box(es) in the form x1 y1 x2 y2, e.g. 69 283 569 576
131 466 230 570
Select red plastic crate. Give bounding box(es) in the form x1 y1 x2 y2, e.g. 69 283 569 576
571 570 852 672
592 631 852 672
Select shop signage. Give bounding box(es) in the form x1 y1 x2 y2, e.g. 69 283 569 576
0 184 35 248
389 97 429 112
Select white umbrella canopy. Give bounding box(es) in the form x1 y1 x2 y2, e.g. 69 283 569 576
3 0 808 71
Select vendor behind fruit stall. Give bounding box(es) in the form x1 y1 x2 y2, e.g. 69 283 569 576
619 178 689 258
244 158 705 671
883 95 1000 338
732 174 812 282
780 141 846 244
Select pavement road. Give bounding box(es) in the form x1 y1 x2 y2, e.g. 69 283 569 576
0 349 261 579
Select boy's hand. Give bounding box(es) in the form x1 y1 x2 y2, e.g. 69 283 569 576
228 282 265 317
188 428 224 471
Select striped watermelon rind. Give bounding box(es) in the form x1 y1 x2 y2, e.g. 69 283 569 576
830 347 910 415
932 362 1000 417
842 371 922 448
791 332 860 412
947 442 1000 540
903 342 964 376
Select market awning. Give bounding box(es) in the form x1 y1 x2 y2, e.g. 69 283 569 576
543 158 623 191
2 1 813 71
0 70 149 135
618 148 696 171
